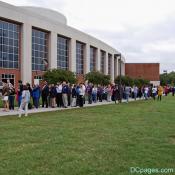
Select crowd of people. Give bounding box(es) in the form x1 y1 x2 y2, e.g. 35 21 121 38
1 79 174 117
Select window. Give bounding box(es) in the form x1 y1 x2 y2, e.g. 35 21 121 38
100 50 105 73
32 28 48 71
1 74 15 86
90 47 96 72
0 19 19 69
76 42 84 74
57 35 69 70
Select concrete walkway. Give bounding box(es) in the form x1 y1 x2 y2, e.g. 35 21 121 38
0 98 139 117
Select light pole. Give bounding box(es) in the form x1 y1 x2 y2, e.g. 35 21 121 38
115 53 122 102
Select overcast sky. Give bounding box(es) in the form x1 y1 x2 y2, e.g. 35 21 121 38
2 0 175 73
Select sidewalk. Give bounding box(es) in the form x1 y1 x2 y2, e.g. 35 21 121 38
0 98 139 117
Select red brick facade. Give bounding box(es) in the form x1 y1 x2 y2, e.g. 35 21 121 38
125 63 160 81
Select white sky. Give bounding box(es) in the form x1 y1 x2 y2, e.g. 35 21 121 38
2 0 175 73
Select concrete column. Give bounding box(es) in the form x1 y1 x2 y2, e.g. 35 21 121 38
111 55 114 82
85 43 90 74
104 52 108 75
121 61 125 75
96 48 101 71
49 31 57 69
69 38 76 73
21 23 32 84
114 57 118 78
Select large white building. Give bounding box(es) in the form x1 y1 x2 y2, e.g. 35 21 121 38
0 1 125 87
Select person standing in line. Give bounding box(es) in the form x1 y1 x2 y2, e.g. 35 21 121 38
56 82 63 107
112 85 117 104
49 84 56 108
71 84 77 107
133 85 138 101
92 85 97 103
8 83 15 110
144 86 149 100
86 83 92 104
32 84 41 109
152 86 157 100
18 85 30 117
157 85 163 101
79 83 85 107
41 81 49 108
2 82 10 112
62 81 68 108
125 84 131 103
17 80 23 107
172 86 175 96
107 84 112 102
97 85 103 102
67 83 72 106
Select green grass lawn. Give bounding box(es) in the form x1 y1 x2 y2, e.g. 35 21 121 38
0 96 175 175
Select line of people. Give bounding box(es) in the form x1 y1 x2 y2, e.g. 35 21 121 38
1 79 174 116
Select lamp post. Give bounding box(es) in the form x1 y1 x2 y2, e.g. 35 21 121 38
115 53 122 102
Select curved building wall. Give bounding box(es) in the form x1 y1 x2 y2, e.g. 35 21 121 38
0 1 125 86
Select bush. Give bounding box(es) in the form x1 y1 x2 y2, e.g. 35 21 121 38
115 76 149 87
43 69 76 84
85 71 111 85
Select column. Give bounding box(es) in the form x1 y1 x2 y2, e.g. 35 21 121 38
96 49 101 71
49 31 57 69
85 43 90 74
104 52 108 75
69 38 76 73
111 55 114 82
21 23 32 84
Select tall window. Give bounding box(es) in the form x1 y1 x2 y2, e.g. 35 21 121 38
32 28 48 71
90 46 96 72
0 20 20 69
100 50 105 73
76 42 84 74
57 35 69 70
108 54 112 75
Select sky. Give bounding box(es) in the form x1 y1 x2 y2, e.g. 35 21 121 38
2 0 175 73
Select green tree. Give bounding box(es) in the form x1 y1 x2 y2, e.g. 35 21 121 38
160 71 175 86
43 69 76 84
115 76 149 87
85 71 111 85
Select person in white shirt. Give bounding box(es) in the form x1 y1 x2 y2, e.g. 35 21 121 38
152 86 157 100
144 86 149 100
56 82 63 107
19 85 30 117
133 85 138 100
79 83 85 107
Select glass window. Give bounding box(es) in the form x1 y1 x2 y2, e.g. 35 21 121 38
32 28 48 71
57 36 69 70
0 19 19 69
90 47 96 72
76 42 84 74
100 50 105 73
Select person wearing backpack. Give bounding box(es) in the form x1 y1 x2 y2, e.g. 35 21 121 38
19 85 30 117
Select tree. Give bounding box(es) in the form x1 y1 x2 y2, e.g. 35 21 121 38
43 69 76 84
85 71 111 85
160 71 175 86
114 76 149 87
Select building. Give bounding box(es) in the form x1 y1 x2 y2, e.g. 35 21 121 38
125 63 160 85
0 1 125 87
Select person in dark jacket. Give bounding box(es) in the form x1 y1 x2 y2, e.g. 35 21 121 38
86 83 92 104
32 84 41 109
9 84 15 110
71 84 77 107
41 81 49 108
49 84 56 108
62 81 69 108
17 80 23 107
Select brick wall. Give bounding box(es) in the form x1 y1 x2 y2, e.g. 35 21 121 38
125 63 160 81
